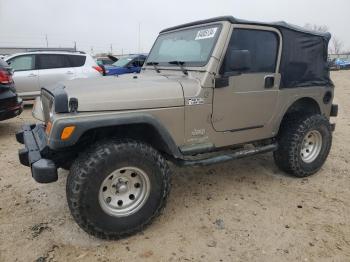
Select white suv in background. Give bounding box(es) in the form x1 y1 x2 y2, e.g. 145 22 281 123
5 51 103 99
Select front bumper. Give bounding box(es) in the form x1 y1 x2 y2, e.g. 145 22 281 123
16 124 58 183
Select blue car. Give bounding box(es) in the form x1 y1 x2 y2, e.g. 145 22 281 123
104 54 147 76
334 58 350 70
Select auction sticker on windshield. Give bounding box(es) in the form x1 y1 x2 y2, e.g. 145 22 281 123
195 27 218 40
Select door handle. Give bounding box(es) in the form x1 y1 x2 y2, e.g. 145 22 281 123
264 75 275 89
27 73 37 77
66 71 74 75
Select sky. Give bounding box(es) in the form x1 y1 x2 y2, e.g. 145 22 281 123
0 0 349 55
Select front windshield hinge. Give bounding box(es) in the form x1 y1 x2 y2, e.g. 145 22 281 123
146 62 161 73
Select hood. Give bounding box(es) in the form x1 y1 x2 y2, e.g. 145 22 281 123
63 73 185 111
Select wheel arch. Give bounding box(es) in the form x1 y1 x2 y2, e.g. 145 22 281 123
48 113 183 159
275 96 322 135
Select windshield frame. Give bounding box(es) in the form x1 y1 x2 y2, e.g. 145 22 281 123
145 23 223 68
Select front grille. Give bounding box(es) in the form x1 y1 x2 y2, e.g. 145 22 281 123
41 89 54 123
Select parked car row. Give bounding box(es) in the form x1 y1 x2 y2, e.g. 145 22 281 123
0 50 148 121
329 58 350 70
5 51 103 99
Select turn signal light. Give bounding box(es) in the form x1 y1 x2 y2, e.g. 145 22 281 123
45 121 52 135
61 126 76 140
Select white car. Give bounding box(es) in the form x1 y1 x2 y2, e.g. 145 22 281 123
5 51 103 99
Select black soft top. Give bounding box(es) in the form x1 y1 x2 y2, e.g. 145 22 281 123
161 16 333 88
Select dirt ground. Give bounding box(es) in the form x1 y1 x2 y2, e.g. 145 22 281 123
0 71 349 262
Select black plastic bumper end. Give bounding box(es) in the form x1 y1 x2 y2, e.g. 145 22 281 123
16 130 24 144
19 148 29 166
330 104 338 117
32 159 58 183
330 123 336 132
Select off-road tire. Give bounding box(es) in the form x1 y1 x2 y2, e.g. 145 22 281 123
59 161 73 171
274 114 332 177
66 139 171 239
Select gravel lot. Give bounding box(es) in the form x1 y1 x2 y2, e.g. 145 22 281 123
0 71 349 262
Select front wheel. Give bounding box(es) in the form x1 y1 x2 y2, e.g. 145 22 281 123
66 139 171 239
274 114 332 177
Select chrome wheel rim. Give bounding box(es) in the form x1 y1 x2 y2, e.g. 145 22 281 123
98 167 151 217
300 130 323 163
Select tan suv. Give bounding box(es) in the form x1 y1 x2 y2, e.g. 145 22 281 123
16 16 338 239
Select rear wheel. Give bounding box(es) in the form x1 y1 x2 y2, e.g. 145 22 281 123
274 114 332 177
66 139 171 239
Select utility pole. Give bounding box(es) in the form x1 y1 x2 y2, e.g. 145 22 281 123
138 22 141 53
110 44 113 54
45 34 49 48
74 41 77 51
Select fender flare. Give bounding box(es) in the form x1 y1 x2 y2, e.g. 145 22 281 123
48 113 183 158
273 96 323 134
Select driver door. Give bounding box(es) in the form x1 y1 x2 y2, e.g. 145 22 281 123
212 26 281 132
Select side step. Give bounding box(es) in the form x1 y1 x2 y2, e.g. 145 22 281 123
177 143 278 167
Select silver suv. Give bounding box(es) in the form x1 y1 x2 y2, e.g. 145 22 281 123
5 51 102 99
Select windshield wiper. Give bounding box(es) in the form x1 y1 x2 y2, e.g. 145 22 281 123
146 61 160 73
168 61 188 75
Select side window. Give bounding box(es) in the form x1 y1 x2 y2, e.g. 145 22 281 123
38 54 69 69
8 55 35 71
222 29 279 74
67 55 86 67
134 57 146 67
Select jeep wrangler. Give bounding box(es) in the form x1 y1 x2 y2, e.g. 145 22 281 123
16 16 338 239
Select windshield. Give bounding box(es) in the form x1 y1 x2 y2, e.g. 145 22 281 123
146 24 221 67
112 56 134 67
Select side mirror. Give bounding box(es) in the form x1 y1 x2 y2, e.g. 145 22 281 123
228 50 251 72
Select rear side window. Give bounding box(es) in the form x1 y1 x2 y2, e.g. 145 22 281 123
67 55 86 67
134 57 146 67
38 54 69 69
222 29 279 73
8 55 35 71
